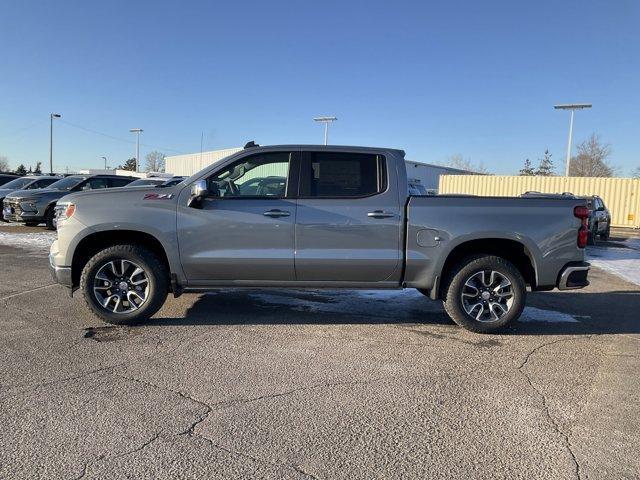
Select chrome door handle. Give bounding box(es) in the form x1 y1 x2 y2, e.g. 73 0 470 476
263 209 290 217
367 210 395 219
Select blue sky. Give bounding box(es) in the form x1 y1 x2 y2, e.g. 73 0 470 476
0 0 638 175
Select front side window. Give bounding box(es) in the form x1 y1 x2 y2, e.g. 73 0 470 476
300 152 386 198
208 152 290 198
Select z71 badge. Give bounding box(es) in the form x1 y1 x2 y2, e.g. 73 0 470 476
143 193 174 200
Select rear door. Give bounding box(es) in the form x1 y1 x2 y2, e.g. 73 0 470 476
294 151 402 282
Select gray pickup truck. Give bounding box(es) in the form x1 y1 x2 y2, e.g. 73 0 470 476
49 145 590 333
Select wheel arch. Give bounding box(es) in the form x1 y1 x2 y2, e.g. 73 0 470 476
71 230 172 288
437 238 537 299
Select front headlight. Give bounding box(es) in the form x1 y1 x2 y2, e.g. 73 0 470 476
54 203 76 223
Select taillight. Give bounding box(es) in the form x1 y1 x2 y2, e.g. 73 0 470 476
574 205 589 248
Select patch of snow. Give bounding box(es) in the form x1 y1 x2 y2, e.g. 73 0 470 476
520 306 579 323
587 238 640 287
0 231 56 251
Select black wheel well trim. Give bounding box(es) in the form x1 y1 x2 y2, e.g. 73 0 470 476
71 230 173 289
436 238 537 299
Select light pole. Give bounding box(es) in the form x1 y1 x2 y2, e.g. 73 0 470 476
313 116 337 145
101 156 108 169
554 104 592 176
129 128 143 172
49 113 61 174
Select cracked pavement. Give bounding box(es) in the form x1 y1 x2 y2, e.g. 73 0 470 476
1 234 639 479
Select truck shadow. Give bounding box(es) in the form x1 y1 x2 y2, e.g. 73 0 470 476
148 288 640 336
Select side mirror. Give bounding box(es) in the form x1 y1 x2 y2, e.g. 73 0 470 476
187 179 209 208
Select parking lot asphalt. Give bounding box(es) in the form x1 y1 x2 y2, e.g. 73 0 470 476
1 225 639 479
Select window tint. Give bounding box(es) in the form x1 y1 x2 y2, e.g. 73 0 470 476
82 178 109 190
300 152 385 197
209 152 290 198
110 178 134 188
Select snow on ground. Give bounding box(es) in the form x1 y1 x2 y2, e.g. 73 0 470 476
587 238 640 287
246 289 580 323
0 230 56 252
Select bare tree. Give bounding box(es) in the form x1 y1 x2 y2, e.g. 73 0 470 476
569 134 614 177
144 151 166 173
632 167 640 179
441 153 488 174
0 155 9 172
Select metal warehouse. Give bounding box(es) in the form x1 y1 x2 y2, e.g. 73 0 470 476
166 148 471 191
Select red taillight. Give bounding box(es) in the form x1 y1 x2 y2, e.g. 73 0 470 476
574 205 589 248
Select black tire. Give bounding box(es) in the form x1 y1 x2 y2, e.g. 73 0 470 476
599 225 610 241
442 255 526 333
45 207 56 230
80 244 169 325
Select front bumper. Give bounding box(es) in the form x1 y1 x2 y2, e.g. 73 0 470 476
3 201 43 223
557 262 590 290
49 253 73 288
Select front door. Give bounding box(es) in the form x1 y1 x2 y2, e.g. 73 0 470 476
294 151 402 282
177 151 297 282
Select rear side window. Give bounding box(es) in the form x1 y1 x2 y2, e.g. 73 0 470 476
109 178 134 188
300 152 386 198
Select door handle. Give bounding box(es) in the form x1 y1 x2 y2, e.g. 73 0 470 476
263 209 290 217
367 210 395 219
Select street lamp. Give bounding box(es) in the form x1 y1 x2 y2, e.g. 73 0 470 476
129 128 143 172
313 116 337 145
49 113 61 174
554 104 592 176
101 156 108 170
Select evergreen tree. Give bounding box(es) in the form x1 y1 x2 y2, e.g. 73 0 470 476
34 161 42 174
118 158 137 171
535 150 554 176
15 164 27 175
519 158 535 176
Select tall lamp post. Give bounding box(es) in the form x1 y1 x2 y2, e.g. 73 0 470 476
129 128 143 172
101 156 108 169
313 116 337 145
554 104 592 176
49 113 61 174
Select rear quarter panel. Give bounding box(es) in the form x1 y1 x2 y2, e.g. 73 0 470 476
405 196 586 289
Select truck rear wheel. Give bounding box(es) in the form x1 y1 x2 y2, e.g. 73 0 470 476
80 244 169 325
442 255 526 333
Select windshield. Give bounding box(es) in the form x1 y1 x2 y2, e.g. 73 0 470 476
48 176 86 191
1 177 34 190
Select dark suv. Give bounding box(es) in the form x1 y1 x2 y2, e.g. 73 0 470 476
3 174 136 229
580 195 611 243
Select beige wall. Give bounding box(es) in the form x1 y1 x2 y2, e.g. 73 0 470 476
439 175 640 228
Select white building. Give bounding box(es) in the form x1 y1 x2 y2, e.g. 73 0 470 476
165 147 243 176
405 161 473 192
165 148 473 193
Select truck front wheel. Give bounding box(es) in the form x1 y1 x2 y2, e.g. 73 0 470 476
80 244 169 325
442 255 526 333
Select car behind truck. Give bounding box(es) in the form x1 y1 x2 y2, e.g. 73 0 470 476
49 145 590 333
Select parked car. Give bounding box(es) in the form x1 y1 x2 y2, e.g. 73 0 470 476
124 178 168 187
3 174 136 229
49 144 590 333
160 176 186 187
0 174 19 187
579 195 611 243
0 176 62 221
